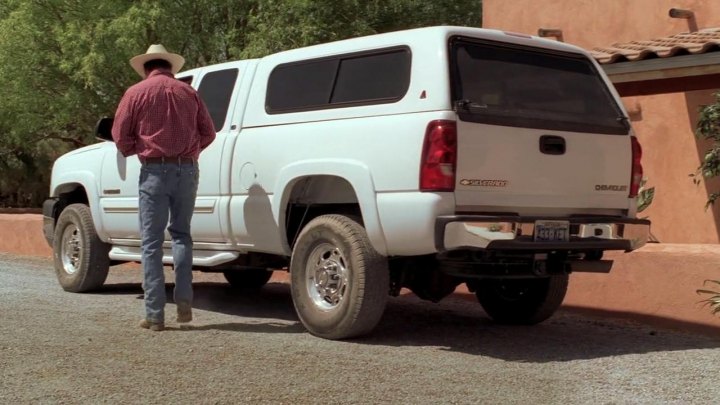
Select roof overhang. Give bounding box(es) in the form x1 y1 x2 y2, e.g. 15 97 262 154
601 52 720 97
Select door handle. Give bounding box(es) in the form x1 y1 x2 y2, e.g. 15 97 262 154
539 135 566 155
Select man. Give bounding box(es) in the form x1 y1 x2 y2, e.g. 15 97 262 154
112 44 216 331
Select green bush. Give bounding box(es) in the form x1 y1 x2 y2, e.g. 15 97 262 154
696 280 720 316
693 92 720 208
693 95 720 316
636 178 654 214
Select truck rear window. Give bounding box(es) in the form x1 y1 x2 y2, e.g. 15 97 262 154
450 38 629 135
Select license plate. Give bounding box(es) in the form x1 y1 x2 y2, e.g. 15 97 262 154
534 220 570 242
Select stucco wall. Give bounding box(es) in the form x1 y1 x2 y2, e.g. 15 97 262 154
1 214 52 257
483 0 720 49
483 0 720 243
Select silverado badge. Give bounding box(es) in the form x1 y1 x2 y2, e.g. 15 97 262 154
460 179 509 187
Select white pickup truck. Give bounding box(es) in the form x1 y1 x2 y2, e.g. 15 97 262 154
43 26 650 339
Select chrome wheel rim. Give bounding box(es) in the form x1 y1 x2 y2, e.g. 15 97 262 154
305 242 349 310
60 224 83 275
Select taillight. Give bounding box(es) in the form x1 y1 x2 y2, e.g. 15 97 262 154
420 120 457 191
629 136 643 198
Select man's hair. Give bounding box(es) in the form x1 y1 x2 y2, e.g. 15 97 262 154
143 58 172 72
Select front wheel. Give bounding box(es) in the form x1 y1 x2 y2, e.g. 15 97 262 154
290 214 389 340
475 275 568 325
52 204 110 292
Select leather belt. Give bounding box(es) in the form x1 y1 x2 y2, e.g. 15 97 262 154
140 156 196 164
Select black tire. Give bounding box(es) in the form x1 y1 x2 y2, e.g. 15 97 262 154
52 203 110 292
223 267 273 290
290 214 389 340
475 275 568 325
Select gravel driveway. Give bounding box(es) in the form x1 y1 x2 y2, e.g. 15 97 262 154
1 253 718 404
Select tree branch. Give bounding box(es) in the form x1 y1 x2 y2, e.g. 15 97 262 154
36 133 88 148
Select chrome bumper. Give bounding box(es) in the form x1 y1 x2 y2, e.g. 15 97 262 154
436 215 650 253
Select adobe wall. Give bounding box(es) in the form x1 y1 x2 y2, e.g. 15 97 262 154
483 0 720 243
1 214 52 257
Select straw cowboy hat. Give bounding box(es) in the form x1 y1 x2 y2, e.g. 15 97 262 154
129 44 185 78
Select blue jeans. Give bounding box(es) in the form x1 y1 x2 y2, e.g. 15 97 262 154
138 162 199 323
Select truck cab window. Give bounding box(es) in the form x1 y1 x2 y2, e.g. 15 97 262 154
198 69 239 131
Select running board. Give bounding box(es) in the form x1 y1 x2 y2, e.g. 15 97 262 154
109 246 239 267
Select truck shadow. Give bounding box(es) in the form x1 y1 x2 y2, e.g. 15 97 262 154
366 294 720 362
98 279 720 363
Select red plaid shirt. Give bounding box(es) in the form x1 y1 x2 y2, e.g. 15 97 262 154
111 70 216 160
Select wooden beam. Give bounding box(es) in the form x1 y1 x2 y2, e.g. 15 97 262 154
602 52 720 83
612 74 720 97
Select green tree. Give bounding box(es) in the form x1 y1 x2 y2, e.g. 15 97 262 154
241 0 481 57
0 0 258 206
0 0 481 207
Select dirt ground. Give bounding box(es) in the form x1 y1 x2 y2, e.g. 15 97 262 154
1 253 719 404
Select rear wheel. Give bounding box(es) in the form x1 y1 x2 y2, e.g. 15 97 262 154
475 275 568 324
52 204 110 292
223 267 273 290
290 214 389 340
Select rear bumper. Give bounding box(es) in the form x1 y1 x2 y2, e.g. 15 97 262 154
42 198 58 247
436 215 650 253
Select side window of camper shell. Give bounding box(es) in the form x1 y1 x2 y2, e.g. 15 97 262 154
266 47 411 114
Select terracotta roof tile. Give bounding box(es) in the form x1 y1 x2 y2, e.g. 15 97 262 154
591 28 720 64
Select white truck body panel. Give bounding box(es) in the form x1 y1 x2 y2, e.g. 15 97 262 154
454 122 633 213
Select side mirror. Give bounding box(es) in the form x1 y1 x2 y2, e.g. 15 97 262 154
95 117 114 142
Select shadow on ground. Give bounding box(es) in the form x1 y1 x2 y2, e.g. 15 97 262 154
168 320 305 334
364 294 720 362
97 272 720 363
98 281 298 322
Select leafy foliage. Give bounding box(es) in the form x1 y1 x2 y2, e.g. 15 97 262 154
693 92 720 208
636 178 654 214
241 0 481 57
696 280 720 316
0 0 481 207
